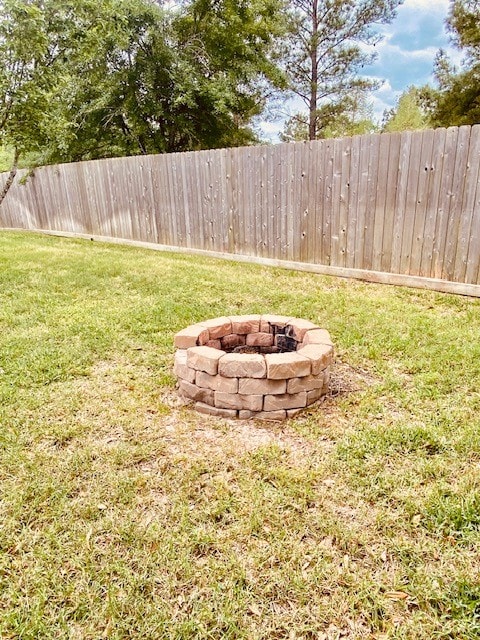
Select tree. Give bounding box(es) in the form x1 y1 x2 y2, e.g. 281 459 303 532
282 0 401 140
0 0 58 203
0 0 287 172
0 0 143 199
427 0 480 126
447 0 480 60
144 0 287 152
382 86 430 132
39 0 173 161
40 0 288 163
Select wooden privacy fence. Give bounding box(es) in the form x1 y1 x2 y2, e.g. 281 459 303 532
1 125 480 296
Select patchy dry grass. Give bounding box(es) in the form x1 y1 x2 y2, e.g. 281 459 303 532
1 231 480 639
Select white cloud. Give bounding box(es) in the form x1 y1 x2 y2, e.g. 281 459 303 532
402 0 449 10
257 120 284 142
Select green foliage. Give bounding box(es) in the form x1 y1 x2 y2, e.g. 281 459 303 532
280 113 309 142
428 0 480 126
0 0 287 167
169 0 288 148
448 0 480 60
0 146 13 172
282 0 401 140
0 0 51 154
282 93 377 141
382 86 430 132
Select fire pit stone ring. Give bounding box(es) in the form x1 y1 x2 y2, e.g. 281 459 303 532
173 314 334 421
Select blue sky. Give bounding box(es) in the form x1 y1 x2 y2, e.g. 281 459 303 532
261 0 460 141
364 0 458 119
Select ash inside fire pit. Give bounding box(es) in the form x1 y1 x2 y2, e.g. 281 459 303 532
228 329 298 354
231 345 279 354
174 314 334 421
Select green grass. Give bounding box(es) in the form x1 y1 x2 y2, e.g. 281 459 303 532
1 230 479 639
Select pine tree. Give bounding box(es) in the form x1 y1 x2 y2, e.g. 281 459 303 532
282 0 401 140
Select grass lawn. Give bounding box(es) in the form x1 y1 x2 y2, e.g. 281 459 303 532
1 231 480 640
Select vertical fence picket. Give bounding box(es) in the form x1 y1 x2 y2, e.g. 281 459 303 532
400 130 423 274
464 127 480 284
390 132 412 274
380 132 401 273
372 133 390 272
443 126 471 280
419 128 446 277
453 125 479 282
345 135 360 269
363 133 381 271
409 129 435 276
322 139 335 266
312 139 326 265
432 127 459 279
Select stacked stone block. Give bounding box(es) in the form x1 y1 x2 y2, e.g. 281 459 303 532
174 314 334 421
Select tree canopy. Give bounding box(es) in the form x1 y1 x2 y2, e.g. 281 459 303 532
8 0 477 189
426 0 480 127
0 0 57 158
55 0 288 162
0 0 288 170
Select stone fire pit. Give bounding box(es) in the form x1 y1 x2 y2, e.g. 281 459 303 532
173 314 334 421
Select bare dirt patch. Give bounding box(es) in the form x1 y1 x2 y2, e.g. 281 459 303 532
36 358 334 466
36 358 378 470
327 360 379 397
158 389 327 466
160 359 379 463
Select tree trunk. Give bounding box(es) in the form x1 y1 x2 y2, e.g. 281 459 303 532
308 1 318 140
0 148 20 207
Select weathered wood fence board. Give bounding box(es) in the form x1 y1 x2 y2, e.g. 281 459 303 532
1 125 480 294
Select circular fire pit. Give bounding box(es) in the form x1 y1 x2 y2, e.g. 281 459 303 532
173 315 334 421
